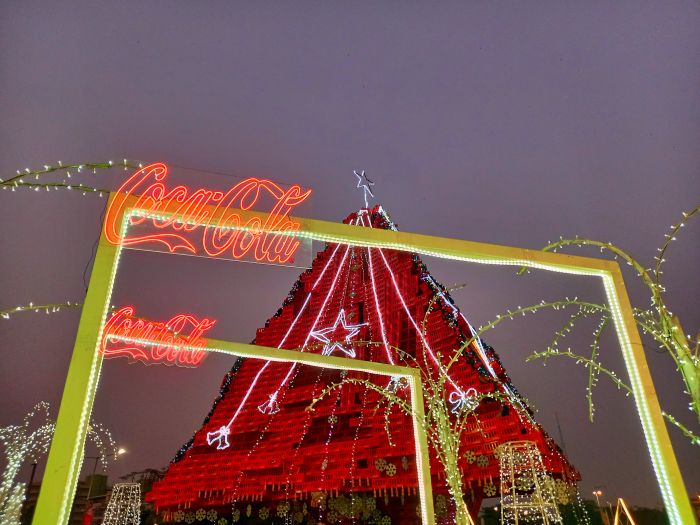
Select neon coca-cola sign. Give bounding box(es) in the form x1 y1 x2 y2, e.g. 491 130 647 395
104 163 312 265
101 306 216 367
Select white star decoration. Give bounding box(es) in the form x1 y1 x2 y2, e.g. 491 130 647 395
354 170 375 208
309 309 366 358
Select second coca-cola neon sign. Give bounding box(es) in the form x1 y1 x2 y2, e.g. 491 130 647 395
102 306 216 367
104 162 312 265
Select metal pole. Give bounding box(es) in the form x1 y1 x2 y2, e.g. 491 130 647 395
23 462 38 516
26 462 38 494
554 412 567 454
85 456 101 501
594 492 602 522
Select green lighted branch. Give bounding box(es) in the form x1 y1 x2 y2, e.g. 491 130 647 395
0 301 83 320
308 292 590 525
519 204 700 444
1 159 140 195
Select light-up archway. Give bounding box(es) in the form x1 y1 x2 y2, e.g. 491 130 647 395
32 165 693 525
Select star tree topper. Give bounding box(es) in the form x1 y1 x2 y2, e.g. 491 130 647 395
309 309 366 358
354 170 375 208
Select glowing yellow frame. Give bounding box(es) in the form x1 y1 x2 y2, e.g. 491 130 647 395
32 194 694 525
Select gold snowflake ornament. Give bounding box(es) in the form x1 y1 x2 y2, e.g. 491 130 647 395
483 482 497 497
374 457 387 472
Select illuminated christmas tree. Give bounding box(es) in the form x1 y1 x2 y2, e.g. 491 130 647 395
497 441 563 524
103 483 141 525
147 206 578 524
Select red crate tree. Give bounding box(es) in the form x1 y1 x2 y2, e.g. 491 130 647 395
147 206 578 524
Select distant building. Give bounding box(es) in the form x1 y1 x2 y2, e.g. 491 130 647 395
20 469 165 525
118 468 165 495
22 478 106 525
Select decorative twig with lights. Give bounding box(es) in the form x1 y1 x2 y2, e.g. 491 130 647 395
0 402 117 525
0 301 83 321
1 159 141 196
0 158 140 332
520 204 700 445
309 287 688 524
308 288 554 525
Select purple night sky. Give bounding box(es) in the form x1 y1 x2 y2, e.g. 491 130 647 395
1 1 698 509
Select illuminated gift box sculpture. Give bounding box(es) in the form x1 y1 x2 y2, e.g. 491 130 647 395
146 206 578 523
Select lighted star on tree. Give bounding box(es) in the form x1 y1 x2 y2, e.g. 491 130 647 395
309 309 366 358
354 170 375 208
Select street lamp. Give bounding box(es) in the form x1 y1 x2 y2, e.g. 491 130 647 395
85 447 127 500
593 488 608 525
